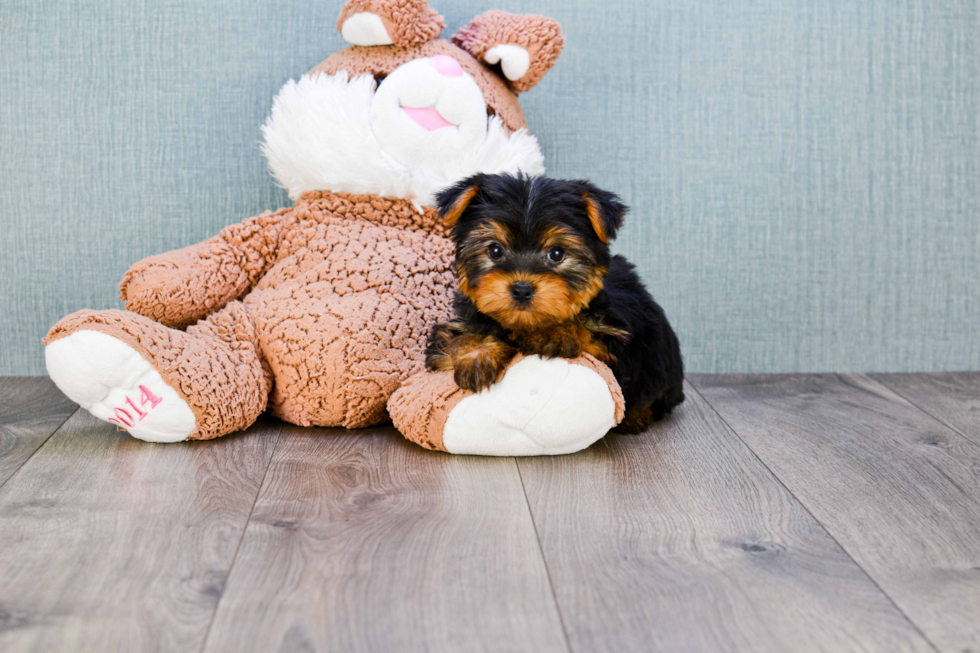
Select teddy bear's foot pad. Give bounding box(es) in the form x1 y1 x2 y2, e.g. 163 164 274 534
442 355 619 456
45 330 196 443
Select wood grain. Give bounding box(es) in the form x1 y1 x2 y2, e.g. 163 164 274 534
872 373 980 444
0 377 77 486
692 374 980 653
517 381 933 653
0 411 281 652
202 425 568 653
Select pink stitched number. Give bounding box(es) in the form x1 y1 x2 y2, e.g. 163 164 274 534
112 408 134 427
140 385 163 409
125 396 148 420
106 386 163 431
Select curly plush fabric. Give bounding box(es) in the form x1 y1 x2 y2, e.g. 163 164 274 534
452 11 564 93
120 207 293 329
120 194 449 327
337 0 445 47
110 190 457 429
310 41 528 133
387 365 466 451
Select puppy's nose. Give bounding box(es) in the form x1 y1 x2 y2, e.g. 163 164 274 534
509 281 536 304
430 55 463 77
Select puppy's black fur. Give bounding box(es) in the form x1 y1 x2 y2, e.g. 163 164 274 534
426 173 684 433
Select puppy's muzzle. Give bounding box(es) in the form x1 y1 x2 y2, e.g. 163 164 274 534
509 281 536 305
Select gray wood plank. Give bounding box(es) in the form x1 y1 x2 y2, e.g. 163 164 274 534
516 381 934 653
0 411 281 653
692 374 980 653
203 425 568 653
872 373 980 444
0 377 77 486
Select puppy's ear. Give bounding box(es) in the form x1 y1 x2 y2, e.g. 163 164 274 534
437 178 481 226
337 0 444 47
580 183 627 244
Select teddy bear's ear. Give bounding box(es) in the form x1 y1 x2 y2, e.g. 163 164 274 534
452 11 564 93
336 0 444 48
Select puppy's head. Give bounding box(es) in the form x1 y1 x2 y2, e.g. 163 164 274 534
437 173 627 331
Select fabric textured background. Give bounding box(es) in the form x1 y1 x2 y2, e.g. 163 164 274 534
1 0 977 375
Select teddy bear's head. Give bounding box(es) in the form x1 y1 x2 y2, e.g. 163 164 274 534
262 0 564 208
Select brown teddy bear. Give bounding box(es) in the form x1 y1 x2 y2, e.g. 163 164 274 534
44 0 625 455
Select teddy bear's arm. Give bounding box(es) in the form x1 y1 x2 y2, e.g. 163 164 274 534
119 207 294 329
390 354 625 455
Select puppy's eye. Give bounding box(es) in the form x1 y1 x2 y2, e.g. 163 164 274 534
547 247 565 263
488 243 505 261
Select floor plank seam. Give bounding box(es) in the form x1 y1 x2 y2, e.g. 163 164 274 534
687 380 944 653
197 424 284 653
0 406 80 493
870 375 975 444
514 458 575 653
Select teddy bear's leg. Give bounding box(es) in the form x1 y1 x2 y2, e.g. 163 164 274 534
388 354 626 456
44 302 270 442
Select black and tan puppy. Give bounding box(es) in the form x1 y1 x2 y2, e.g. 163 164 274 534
426 173 684 434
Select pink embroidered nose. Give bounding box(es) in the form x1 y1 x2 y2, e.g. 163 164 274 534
431 55 463 77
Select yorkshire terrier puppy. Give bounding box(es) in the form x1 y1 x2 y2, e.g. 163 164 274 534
426 173 684 434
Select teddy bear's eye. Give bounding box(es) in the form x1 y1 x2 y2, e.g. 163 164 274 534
488 243 505 261
547 247 565 263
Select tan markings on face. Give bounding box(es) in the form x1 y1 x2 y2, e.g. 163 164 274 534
456 267 472 295
455 220 512 294
538 225 590 263
466 268 607 331
470 220 513 249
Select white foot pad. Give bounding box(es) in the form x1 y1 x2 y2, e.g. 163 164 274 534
45 330 196 443
442 355 618 456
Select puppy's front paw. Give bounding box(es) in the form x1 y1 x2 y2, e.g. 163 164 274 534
454 357 505 392
451 337 515 392
541 330 583 359
519 324 586 359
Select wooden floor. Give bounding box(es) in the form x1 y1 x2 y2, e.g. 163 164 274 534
1 374 979 652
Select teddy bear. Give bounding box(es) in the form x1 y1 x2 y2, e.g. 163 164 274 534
43 0 626 455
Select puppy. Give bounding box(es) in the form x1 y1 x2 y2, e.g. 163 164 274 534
425 173 684 434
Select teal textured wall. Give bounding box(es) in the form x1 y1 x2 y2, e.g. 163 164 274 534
1 0 978 374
